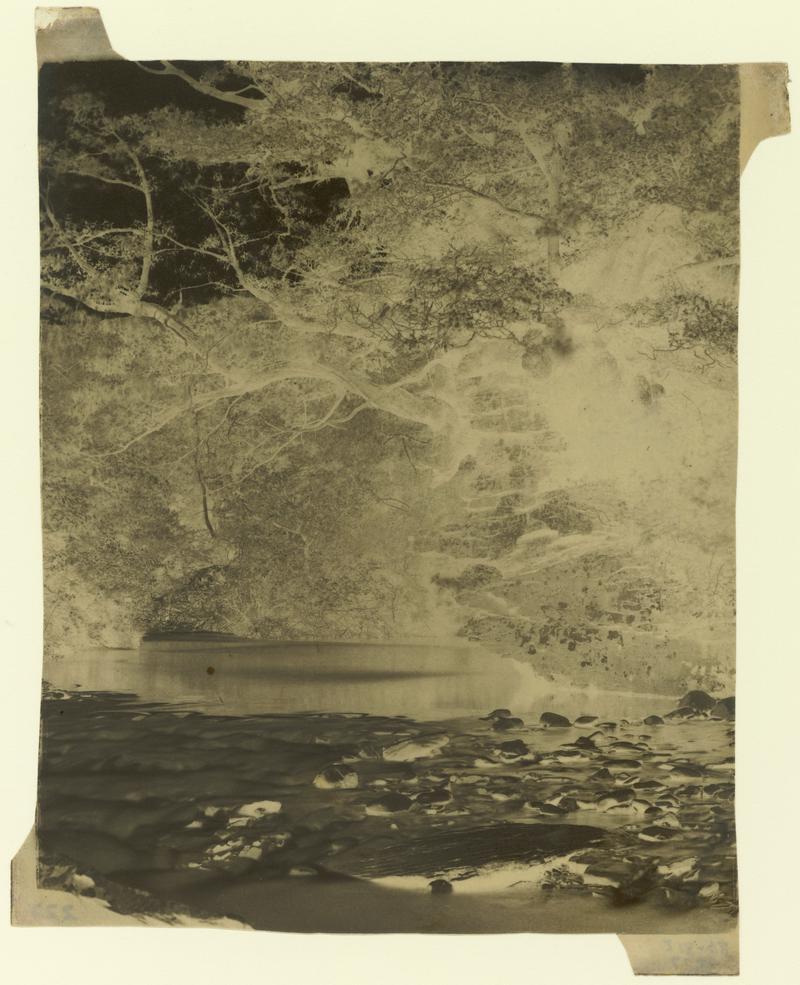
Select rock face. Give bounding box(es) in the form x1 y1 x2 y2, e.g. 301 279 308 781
540 712 571 728
679 690 717 713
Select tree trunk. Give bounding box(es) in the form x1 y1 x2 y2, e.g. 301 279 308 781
546 152 563 277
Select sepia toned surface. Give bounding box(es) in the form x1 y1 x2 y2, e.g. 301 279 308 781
13 7 790 974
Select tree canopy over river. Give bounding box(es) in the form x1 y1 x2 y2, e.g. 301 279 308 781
39 61 739 694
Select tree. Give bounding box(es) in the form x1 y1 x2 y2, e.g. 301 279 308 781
39 60 740 689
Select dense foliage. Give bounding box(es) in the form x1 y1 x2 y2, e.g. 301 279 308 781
39 60 739 692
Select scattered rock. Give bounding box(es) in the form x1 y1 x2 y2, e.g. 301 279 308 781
366 792 413 815
556 749 591 764
239 844 263 861
70 872 96 895
313 764 359 790
657 857 698 878
634 779 666 792
429 878 453 894
607 798 652 816
638 825 679 842
665 706 696 720
540 712 571 728
383 735 449 761
644 715 664 726
235 799 282 818
707 757 735 773
596 790 634 810
602 758 642 773
495 739 529 758
574 715 598 728
483 708 512 720
526 800 568 815
416 788 453 806
493 717 524 732
608 740 644 753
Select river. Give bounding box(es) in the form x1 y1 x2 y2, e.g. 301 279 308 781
42 640 677 721
35 640 736 936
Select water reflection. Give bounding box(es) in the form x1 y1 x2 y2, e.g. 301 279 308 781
44 642 676 720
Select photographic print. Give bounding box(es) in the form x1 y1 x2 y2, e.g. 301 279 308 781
15 10 789 973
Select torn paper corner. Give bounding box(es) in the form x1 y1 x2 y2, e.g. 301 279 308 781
619 931 740 976
739 62 791 173
36 6 119 67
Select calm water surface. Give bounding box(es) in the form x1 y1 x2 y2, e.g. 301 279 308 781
44 642 676 720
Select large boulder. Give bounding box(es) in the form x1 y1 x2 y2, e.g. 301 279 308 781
711 696 735 720
679 690 717 713
540 712 571 728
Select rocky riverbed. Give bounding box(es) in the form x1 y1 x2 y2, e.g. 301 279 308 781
35 686 736 932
